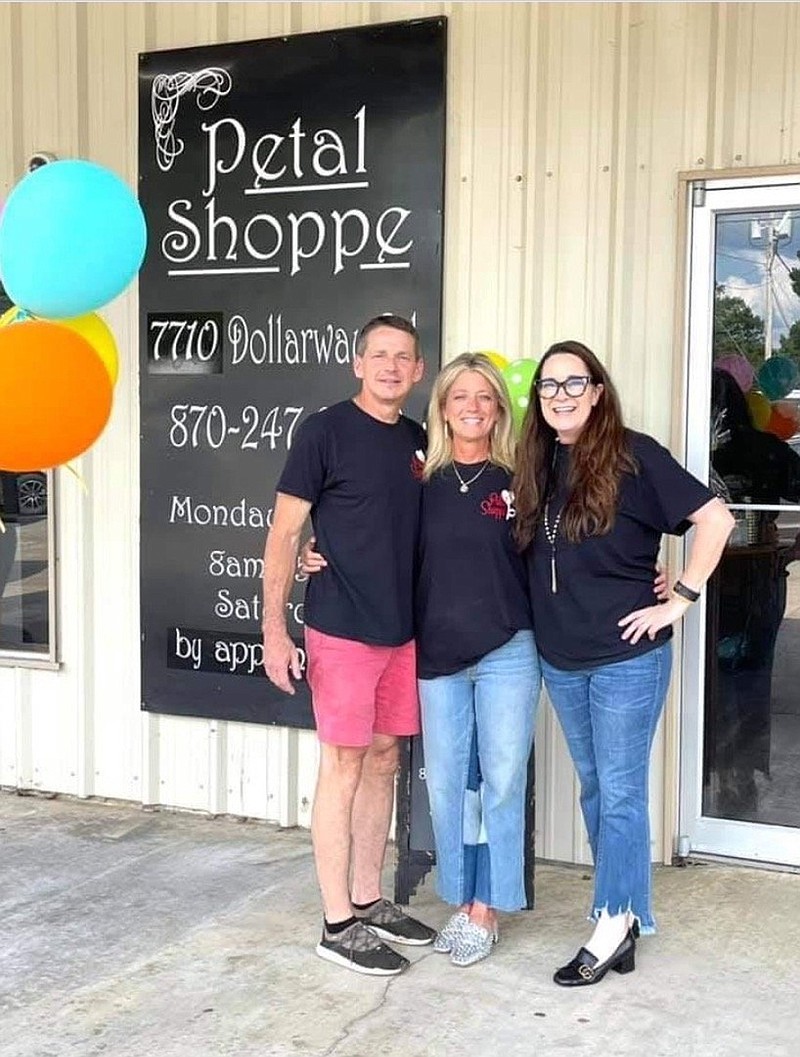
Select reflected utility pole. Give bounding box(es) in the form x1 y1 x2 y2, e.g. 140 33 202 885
751 212 791 359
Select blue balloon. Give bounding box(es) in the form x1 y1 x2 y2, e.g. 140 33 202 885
757 355 799 402
0 160 147 319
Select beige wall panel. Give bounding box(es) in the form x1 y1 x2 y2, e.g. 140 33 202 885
735 4 792 166
516 5 547 361
538 4 616 349
372 2 442 22
0 4 21 196
439 0 476 361
146 1 222 50
294 729 320 830
265 726 298 827
0 669 23 787
225 2 294 42
452 4 523 356
10 2 83 799
155 714 220 812
534 692 590 865
83 5 147 803
781 5 800 164
296 3 372 33
223 722 268 819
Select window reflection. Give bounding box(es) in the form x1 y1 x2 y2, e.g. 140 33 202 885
0 473 50 653
0 280 51 656
704 209 800 826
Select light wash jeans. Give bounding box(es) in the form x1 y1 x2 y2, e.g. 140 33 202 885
419 630 541 912
541 640 672 934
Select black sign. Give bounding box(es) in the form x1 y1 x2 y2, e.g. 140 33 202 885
138 19 446 725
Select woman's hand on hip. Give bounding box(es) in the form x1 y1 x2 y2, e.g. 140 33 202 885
618 598 690 644
298 536 327 576
653 562 670 601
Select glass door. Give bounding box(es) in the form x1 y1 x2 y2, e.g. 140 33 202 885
682 175 800 865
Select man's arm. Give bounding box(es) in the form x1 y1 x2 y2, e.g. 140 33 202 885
262 492 312 694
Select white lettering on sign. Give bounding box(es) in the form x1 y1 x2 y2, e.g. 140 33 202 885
159 106 415 276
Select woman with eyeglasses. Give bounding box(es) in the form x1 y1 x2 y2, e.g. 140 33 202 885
514 340 733 987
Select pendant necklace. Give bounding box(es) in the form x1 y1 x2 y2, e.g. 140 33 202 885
543 501 564 593
453 459 490 494
543 443 565 593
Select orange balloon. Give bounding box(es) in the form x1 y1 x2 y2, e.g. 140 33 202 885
766 406 798 441
0 305 119 385
0 320 113 471
774 399 800 428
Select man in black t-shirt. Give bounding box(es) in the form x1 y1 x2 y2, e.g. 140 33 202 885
261 315 436 976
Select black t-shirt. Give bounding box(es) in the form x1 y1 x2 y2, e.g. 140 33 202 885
528 430 714 670
276 400 426 646
416 463 532 679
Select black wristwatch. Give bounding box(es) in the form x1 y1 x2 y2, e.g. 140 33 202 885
673 579 701 603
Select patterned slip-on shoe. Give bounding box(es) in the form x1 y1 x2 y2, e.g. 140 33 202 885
450 920 499 968
355 898 437 946
433 911 470 953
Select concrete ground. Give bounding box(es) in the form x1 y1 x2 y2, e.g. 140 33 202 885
1 791 798 1057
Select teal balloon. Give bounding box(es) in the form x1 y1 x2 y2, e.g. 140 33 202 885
504 358 538 433
757 356 799 401
0 160 147 319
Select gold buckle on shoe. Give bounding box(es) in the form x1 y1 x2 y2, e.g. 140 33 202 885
578 964 594 980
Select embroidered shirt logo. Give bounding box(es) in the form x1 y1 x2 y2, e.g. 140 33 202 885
481 489 516 521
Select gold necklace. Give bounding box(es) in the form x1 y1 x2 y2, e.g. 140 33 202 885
452 459 490 494
543 501 564 593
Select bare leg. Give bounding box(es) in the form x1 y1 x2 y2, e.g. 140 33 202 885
311 742 367 922
349 734 399 905
468 900 498 935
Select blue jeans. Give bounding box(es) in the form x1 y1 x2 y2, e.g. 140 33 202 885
419 630 541 912
541 640 672 934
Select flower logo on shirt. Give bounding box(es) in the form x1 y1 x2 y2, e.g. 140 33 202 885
410 449 426 480
480 489 516 521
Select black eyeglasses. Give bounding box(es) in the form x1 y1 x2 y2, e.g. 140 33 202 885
535 375 592 399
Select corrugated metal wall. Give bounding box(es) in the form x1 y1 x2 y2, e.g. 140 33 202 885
1 2 799 863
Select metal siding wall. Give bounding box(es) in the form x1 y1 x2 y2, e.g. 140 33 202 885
2 2 800 863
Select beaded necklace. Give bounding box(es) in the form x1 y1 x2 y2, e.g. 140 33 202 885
543 444 566 594
543 501 563 594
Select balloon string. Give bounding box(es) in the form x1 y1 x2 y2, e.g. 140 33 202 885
63 463 89 494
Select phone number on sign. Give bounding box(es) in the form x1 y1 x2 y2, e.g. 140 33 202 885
168 404 320 451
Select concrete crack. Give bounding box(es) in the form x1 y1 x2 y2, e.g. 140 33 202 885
320 978 394 1056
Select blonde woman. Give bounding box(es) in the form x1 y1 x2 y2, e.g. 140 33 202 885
302 352 539 966
415 353 540 966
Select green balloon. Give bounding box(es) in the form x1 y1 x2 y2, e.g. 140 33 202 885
504 358 538 433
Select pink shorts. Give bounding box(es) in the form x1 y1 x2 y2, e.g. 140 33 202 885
304 627 420 747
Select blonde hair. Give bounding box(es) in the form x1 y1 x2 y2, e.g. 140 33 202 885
424 353 516 480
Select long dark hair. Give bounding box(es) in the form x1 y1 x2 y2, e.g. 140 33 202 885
513 340 636 548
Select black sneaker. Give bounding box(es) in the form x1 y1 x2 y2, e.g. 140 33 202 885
316 920 410 976
355 899 437 946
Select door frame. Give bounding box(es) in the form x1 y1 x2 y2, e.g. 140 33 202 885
676 166 800 866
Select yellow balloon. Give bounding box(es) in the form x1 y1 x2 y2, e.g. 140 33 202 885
0 305 119 385
477 350 509 372
746 389 771 431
